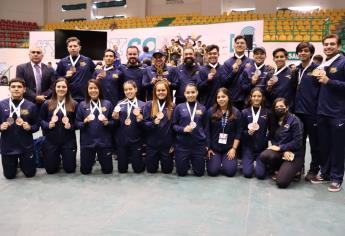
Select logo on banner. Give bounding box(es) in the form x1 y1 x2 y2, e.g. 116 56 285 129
287 52 299 61
229 26 256 53
35 40 55 57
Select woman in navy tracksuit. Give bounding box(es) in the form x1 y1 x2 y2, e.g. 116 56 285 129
206 87 242 177
143 80 174 173
75 79 114 174
241 87 269 179
172 83 207 176
40 78 78 174
112 80 145 173
260 97 304 188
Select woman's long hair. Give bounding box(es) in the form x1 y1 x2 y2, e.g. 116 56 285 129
48 77 76 112
151 80 174 120
211 87 237 121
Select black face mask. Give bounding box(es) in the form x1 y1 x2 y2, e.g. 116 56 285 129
275 108 286 118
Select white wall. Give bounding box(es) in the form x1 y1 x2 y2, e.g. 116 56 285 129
0 0 44 25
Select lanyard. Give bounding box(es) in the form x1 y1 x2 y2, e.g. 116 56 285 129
234 53 244 59
251 106 261 123
9 99 24 118
53 99 66 116
186 102 197 123
254 63 264 71
90 100 101 115
69 55 80 67
104 65 113 71
208 63 218 69
274 65 287 76
157 101 166 112
127 98 138 118
298 61 312 84
317 53 340 70
221 111 229 132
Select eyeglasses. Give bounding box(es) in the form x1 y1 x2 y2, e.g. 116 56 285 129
30 51 42 54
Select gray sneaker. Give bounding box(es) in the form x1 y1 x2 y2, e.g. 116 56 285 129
328 182 342 192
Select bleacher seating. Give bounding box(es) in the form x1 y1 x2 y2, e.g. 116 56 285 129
0 19 39 48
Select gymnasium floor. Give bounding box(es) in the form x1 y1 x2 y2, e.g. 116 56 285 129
0 138 344 236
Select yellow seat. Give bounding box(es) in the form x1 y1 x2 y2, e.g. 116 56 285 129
264 35 271 41
295 35 303 41
278 34 287 41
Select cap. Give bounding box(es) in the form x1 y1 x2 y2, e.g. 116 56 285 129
253 47 266 54
152 49 166 57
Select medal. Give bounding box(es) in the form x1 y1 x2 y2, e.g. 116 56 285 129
157 112 164 120
16 117 24 126
88 114 95 121
69 55 80 72
6 117 14 125
235 58 242 65
248 122 260 131
190 121 197 129
311 69 326 77
51 115 59 123
9 98 25 126
125 118 131 126
186 102 197 130
133 107 140 116
62 116 69 124
271 75 278 82
114 105 121 113
272 65 287 82
254 69 261 77
249 106 261 131
98 114 106 121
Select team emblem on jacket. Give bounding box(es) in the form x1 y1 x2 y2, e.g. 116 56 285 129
330 67 337 73
20 109 29 115
196 109 203 115
80 61 86 67
113 73 119 79
284 124 290 129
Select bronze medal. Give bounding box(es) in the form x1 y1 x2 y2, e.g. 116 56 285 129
190 121 197 129
70 66 76 72
133 107 140 116
114 105 121 113
248 122 260 131
125 118 131 126
98 114 106 121
236 58 242 65
211 68 217 74
88 114 95 121
157 112 164 120
62 116 69 124
15 117 24 126
51 115 59 123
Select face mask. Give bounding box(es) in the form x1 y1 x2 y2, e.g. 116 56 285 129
275 108 286 118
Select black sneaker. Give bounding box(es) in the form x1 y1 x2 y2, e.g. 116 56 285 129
305 171 317 182
328 182 342 192
271 171 278 181
293 171 302 182
310 175 330 184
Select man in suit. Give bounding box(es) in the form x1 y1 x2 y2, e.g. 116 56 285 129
16 47 55 106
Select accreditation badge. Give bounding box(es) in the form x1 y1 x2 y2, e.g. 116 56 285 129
218 133 228 144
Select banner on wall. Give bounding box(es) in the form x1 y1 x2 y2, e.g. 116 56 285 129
29 20 264 63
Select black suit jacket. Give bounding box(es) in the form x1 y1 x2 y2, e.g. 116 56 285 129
16 62 55 103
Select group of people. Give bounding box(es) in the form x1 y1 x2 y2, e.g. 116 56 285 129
1 33 345 192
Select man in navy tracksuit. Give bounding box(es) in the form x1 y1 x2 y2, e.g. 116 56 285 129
198 44 226 109
241 47 270 98
93 49 124 107
294 42 321 181
0 78 39 179
223 35 254 110
266 48 297 108
55 37 96 103
142 50 177 101
312 34 345 192
172 47 201 104
120 46 146 101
